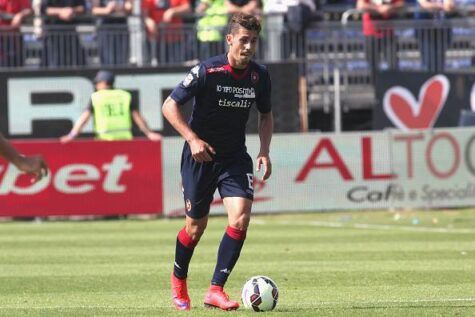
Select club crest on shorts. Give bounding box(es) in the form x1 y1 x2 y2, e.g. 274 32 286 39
185 199 192 212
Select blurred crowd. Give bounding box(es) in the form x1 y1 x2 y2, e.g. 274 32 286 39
0 0 281 68
0 0 475 71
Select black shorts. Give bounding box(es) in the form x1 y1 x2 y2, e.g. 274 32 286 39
180 142 254 219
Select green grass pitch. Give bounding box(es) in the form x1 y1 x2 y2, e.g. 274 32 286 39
0 210 474 316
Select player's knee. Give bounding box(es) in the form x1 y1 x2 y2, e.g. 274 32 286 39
186 222 207 241
230 213 250 231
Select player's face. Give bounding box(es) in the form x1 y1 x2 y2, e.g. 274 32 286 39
226 27 259 68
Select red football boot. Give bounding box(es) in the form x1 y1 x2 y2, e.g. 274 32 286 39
204 285 240 311
171 272 190 311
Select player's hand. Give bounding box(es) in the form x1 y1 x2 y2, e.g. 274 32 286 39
16 155 48 183
256 154 272 181
189 138 216 163
146 131 162 142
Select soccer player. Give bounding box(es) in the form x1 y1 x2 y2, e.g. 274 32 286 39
162 13 273 311
0 133 48 182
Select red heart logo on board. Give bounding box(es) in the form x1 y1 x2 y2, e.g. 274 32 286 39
383 75 449 130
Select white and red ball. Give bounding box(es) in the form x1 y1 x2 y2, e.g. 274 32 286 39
241 276 279 312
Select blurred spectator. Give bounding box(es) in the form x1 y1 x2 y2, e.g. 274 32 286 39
42 0 86 67
0 0 32 67
357 0 404 84
92 0 133 66
196 0 229 59
286 0 318 59
85 0 93 11
225 0 261 15
262 0 290 13
286 0 317 33
60 70 162 142
415 0 455 72
195 0 263 60
32 0 44 38
141 0 192 64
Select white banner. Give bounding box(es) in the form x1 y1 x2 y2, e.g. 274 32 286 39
162 128 475 216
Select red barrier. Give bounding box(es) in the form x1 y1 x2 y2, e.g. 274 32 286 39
0 139 163 217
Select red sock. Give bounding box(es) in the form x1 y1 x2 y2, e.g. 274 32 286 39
174 227 198 279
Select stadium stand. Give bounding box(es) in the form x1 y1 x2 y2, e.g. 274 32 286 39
305 1 475 113
2 0 475 129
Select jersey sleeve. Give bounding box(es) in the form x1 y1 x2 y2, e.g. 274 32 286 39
170 64 205 105
256 69 272 114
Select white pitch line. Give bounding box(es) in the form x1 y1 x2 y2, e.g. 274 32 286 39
255 220 475 234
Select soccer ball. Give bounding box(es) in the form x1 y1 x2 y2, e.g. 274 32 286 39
241 276 279 312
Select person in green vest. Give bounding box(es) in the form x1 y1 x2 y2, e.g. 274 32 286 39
60 70 162 143
196 0 262 60
196 0 229 59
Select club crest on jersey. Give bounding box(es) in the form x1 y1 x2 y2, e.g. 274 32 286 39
182 65 200 87
251 71 259 84
185 199 192 212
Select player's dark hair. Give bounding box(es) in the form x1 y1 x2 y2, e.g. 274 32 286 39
227 13 261 35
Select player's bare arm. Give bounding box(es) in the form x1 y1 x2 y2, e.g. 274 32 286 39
162 96 216 163
256 111 273 180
